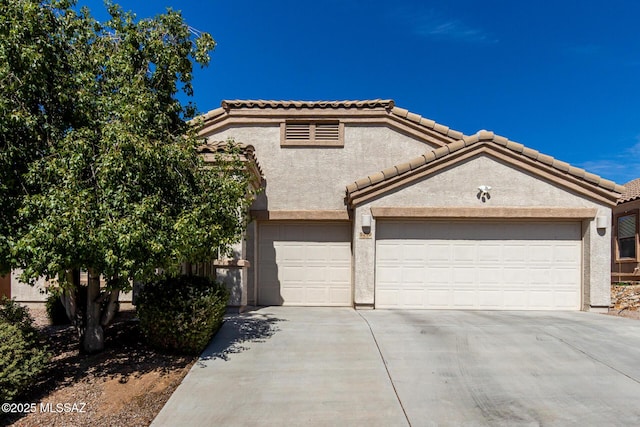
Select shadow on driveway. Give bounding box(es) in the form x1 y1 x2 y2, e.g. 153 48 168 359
197 311 285 365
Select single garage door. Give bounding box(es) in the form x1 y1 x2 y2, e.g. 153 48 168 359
375 221 581 310
258 222 352 306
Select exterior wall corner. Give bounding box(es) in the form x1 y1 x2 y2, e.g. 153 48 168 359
352 206 376 306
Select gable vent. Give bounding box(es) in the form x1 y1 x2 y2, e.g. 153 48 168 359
282 121 344 147
285 123 311 140
315 123 340 140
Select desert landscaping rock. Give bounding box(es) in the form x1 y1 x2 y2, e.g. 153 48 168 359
611 284 640 312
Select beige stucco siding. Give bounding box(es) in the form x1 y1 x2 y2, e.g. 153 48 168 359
369 155 609 209
353 154 612 310
10 270 49 302
204 124 437 211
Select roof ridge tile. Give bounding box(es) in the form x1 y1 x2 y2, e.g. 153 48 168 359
446 140 466 153
463 134 480 145
505 140 524 153
477 130 495 140
492 134 509 146
354 177 371 190
392 106 409 118
406 112 422 123
419 117 436 129
395 162 412 175
537 153 554 166
568 166 586 179
221 99 395 110
433 123 450 135
409 154 428 169
522 147 539 160
382 166 399 180
390 107 464 139
583 171 601 185
447 129 464 139
369 172 385 185
433 146 449 160
551 159 571 173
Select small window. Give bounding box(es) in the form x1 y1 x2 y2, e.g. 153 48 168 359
281 121 344 146
618 214 637 259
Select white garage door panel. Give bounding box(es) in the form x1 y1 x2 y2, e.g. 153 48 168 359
259 223 351 306
376 221 581 310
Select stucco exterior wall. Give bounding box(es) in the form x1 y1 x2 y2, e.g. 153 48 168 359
10 270 49 302
10 270 133 303
368 155 608 209
204 124 437 211
353 154 612 310
214 241 246 306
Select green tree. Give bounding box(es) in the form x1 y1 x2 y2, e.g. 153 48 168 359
2 1 251 353
0 0 75 273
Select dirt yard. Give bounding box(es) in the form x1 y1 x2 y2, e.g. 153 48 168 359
1 307 196 427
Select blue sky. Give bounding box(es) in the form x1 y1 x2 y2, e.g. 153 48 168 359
81 0 640 185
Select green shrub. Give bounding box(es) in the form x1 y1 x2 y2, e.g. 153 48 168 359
0 297 50 402
45 290 71 325
136 275 229 354
0 296 38 339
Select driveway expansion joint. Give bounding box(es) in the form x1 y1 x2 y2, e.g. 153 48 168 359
542 329 640 385
357 311 412 427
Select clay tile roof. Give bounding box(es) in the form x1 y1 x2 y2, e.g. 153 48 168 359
193 100 625 201
197 140 263 182
619 178 640 203
346 129 626 202
197 139 255 154
390 107 465 140
220 99 395 110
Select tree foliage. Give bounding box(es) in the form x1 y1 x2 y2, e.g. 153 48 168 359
0 1 251 352
0 0 75 273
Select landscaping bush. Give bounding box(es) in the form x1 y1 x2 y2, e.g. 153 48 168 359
45 290 71 325
0 297 50 402
136 275 229 354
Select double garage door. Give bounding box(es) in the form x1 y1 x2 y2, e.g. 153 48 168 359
375 221 582 310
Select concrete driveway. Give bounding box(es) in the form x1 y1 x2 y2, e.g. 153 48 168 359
152 308 640 426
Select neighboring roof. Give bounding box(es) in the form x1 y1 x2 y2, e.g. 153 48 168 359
346 130 625 207
619 178 640 203
195 99 465 147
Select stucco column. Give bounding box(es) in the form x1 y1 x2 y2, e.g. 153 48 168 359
586 209 612 311
353 206 376 308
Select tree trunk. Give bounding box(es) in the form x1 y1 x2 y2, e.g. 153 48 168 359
100 288 120 326
60 269 83 339
82 268 104 353
61 269 79 320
